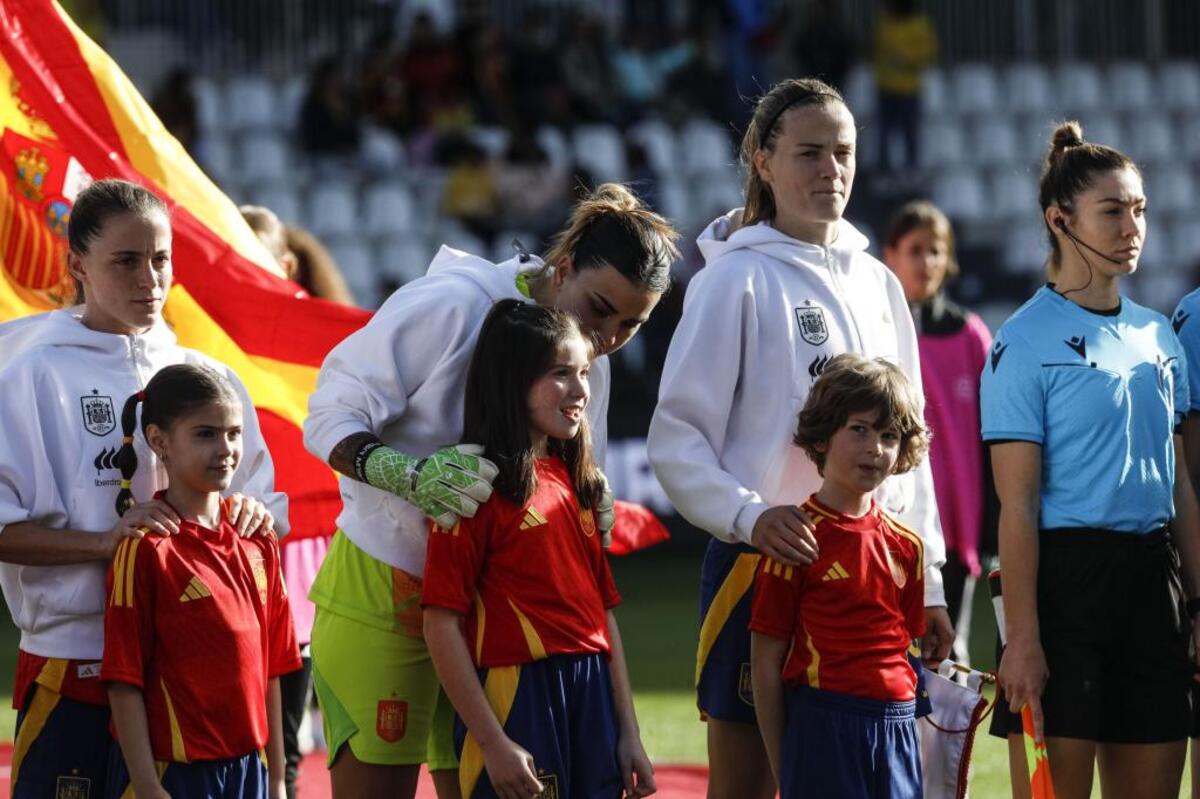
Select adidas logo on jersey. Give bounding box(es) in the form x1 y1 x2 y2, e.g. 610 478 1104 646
520 507 548 530
821 561 850 582
179 575 212 602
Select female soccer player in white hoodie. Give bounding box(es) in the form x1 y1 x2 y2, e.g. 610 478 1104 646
647 78 951 798
303 183 678 799
0 178 284 797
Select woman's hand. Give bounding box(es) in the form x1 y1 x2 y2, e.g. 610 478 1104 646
480 735 543 799
617 733 657 797
750 506 819 565
224 493 274 538
999 637 1049 741
107 499 181 552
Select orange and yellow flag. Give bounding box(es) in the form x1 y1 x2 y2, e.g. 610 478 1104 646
0 0 371 537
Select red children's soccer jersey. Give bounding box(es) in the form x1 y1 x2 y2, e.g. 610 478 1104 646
422 457 621 668
749 496 925 702
102 512 301 762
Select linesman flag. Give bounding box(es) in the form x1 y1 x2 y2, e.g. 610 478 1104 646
0 0 369 539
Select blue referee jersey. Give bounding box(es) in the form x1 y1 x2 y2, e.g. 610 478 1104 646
981 286 1187 533
1171 286 1200 413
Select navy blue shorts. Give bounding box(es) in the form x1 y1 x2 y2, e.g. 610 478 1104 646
697 539 931 724
780 686 921 799
456 653 620 799
108 746 267 798
11 684 111 799
696 539 761 723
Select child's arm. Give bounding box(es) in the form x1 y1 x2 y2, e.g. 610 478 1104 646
750 632 789 783
266 677 286 799
423 606 544 797
108 682 170 799
606 610 656 798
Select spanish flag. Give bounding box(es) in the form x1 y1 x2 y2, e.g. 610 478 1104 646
0 0 369 538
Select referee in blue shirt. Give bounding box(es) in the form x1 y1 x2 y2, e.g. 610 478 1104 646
983 121 1200 799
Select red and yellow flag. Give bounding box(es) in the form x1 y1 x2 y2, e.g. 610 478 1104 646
0 0 370 538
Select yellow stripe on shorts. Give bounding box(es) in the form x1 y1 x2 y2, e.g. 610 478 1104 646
695 553 761 687
459 666 521 798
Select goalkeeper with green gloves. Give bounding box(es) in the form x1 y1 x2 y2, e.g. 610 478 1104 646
302 183 678 799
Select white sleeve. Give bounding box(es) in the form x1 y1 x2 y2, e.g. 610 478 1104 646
303 283 477 462
222 366 290 536
648 265 764 544
885 274 948 606
588 355 610 470
0 362 70 533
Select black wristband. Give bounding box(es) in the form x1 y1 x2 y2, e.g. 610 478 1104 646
353 441 385 483
1187 597 1200 619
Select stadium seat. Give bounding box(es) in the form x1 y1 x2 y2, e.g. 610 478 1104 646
1170 218 1200 268
1106 61 1156 112
1138 220 1171 270
970 116 1019 168
920 67 951 116
628 119 678 176
919 120 967 169
238 134 292 184
680 118 736 176
192 76 223 135
225 76 279 133
1002 222 1049 275
362 181 416 237
1160 61 1200 112
694 167 743 222
932 169 986 222
278 75 307 132
195 135 234 185
844 64 877 121
374 234 436 286
988 170 1038 221
306 182 359 238
471 126 511 158
1144 168 1193 215
951 64 1001 116
657 178 694 234
247 183 302 225
1126 116 1175 167
535 126 572 171
1017 116 1057 165
361 125 407 174
1078 114 1123 151
1179 113 1200 164
326 237 379 307
1003 62 1055 115
1055 62 1103 114
434 220 487 257
572 124 627 183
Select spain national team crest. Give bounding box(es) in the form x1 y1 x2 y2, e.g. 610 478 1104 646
249 553 269 604
886 547 908 589
738 662 755 706
579 509 596 537
55 774 91 799
535 771 560 799
376 698 408 743
795 303 829 345
80 392 115 436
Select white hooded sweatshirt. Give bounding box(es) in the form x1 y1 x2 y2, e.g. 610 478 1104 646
0 309 287 659
304 247 611 577
648 212 946 604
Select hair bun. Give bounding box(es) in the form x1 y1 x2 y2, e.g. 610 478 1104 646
588 182 641 213
1050 121 1085 157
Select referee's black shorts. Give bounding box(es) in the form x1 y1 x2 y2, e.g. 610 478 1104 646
990 527 1193 743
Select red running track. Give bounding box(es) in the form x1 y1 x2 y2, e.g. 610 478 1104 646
0 746 711 798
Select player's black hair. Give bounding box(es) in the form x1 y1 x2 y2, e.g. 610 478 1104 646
114 364 240 516
68 178 169 304
461 299 604 510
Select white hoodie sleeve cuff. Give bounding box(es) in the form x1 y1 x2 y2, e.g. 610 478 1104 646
923 564 946 607
733 502 770 546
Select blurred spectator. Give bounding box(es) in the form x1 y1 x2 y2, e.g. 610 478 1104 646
785 0 855 91
613 29 694 119
299 56 362 159
722 0 775 125
401 10 473 132
508 12 571 128
873 0 937 172
151 67 199 155
360 32 411 137
561 13 618 123
465 24 517 128
241 205 355 305
492 132 570 240
439 135 498 241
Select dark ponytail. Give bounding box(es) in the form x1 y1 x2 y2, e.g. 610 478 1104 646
112 364 241 517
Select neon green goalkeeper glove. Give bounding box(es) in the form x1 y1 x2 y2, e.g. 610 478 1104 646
363 444 498 529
